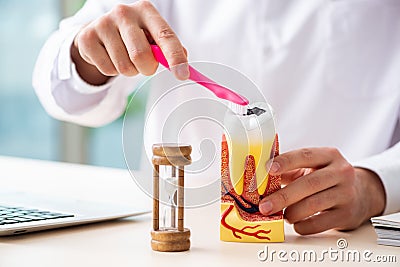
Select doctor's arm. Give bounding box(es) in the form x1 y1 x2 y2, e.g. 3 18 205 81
32 0 187 127
71 0 188 86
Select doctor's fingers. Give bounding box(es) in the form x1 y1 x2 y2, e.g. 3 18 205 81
279 168 311 185
95 20 139 76
268 147 345 176
284 185 347 224
111 1 188 79
259 166 341 216
75 28 118 76
119 26 158 76
75 18 138 76
135 1 189 79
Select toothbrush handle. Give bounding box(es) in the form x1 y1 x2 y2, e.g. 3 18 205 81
150 45 248 105
151 44 169 68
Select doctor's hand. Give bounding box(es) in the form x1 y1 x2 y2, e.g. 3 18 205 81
259 147 386 235
71 0 189 85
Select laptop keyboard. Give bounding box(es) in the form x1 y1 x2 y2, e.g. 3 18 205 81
0 205 74 225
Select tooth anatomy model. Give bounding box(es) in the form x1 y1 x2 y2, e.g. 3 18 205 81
220 102 284 242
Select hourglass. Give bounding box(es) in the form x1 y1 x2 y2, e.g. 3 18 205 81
151 143 192 252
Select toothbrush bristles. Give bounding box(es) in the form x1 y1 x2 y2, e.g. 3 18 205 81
229 102 247 115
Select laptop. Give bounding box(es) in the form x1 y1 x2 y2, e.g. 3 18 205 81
0 189 150 236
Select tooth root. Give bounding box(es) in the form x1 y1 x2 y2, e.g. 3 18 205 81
256 158 269 195
255 140 274 196
227 138 245 195
227 138 274 196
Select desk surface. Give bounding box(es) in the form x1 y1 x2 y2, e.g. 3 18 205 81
0 156 398 267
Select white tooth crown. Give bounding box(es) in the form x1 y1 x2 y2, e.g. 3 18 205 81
224 102 275 195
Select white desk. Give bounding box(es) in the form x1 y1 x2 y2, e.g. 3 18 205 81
0 156 398 266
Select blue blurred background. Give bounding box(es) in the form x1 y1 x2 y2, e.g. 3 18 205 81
0 0 144 169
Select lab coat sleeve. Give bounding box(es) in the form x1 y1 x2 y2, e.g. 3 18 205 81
32 0 142 127
354 116 400 215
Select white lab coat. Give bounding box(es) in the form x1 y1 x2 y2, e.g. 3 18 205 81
33 0 400 212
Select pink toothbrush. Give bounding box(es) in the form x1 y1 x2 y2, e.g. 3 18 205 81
151 45 249 114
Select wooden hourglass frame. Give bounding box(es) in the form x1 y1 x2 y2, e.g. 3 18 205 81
151 144 192 252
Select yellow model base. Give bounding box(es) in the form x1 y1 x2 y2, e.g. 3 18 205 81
220 203 284 243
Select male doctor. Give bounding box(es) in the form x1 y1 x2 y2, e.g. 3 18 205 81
33 0 400 235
